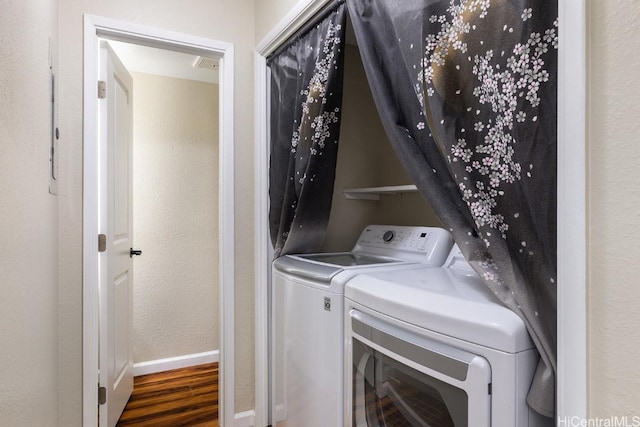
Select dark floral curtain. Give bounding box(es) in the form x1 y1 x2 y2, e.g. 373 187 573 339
268 3 347 258
347 0 558 417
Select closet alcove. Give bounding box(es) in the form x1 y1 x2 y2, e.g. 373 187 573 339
321 19 442 252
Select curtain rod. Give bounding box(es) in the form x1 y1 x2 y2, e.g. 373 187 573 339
267 0 346 63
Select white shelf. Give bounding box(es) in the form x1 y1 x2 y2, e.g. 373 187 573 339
343 185 418 200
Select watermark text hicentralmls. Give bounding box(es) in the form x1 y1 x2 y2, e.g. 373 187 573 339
557 416 640 427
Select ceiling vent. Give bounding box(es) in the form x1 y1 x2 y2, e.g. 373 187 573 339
193 56 219 71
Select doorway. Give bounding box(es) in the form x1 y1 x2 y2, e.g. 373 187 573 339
83 15 235 427
107 39 221 378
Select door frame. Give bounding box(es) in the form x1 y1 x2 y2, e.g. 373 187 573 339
83 15 235 427
253 0 588 423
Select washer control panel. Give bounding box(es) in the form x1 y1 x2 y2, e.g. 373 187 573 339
353 225 454 264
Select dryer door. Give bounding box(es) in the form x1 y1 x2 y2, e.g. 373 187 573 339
349 309 491 427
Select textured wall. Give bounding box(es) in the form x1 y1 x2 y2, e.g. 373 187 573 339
587 0 640 416
131 72 219 363
56 1 256 423
322 45 386 252
255 0 300 44
0 0 59 425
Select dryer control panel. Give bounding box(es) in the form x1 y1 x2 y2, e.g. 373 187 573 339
352 225 454 265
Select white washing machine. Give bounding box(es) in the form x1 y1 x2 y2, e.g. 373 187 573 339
271 225 454 427
344 245 554 427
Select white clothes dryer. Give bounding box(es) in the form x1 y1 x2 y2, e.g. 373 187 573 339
344 245 554 427
271 225 454 427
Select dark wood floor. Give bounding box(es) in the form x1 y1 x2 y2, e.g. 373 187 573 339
117 363 219 427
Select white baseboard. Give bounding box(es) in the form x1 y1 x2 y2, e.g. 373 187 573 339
133 350 219 376
234 409 255 427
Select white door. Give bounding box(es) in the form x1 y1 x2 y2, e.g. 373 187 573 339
99 41 134 427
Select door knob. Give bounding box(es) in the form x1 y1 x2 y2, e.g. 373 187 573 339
130 248 142 258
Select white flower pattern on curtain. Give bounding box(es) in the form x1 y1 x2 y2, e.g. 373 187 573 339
420 0 559 353
347 0 558 417
269 4 347 258
417 1 558 271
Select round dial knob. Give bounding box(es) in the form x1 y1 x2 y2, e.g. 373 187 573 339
383 230 395 243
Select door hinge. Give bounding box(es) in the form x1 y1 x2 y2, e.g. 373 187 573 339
98 234 107 252
98 385 107 405
97 80 106 99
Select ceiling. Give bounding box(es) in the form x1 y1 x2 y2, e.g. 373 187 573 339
106 39 219 84
106 17 355 85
